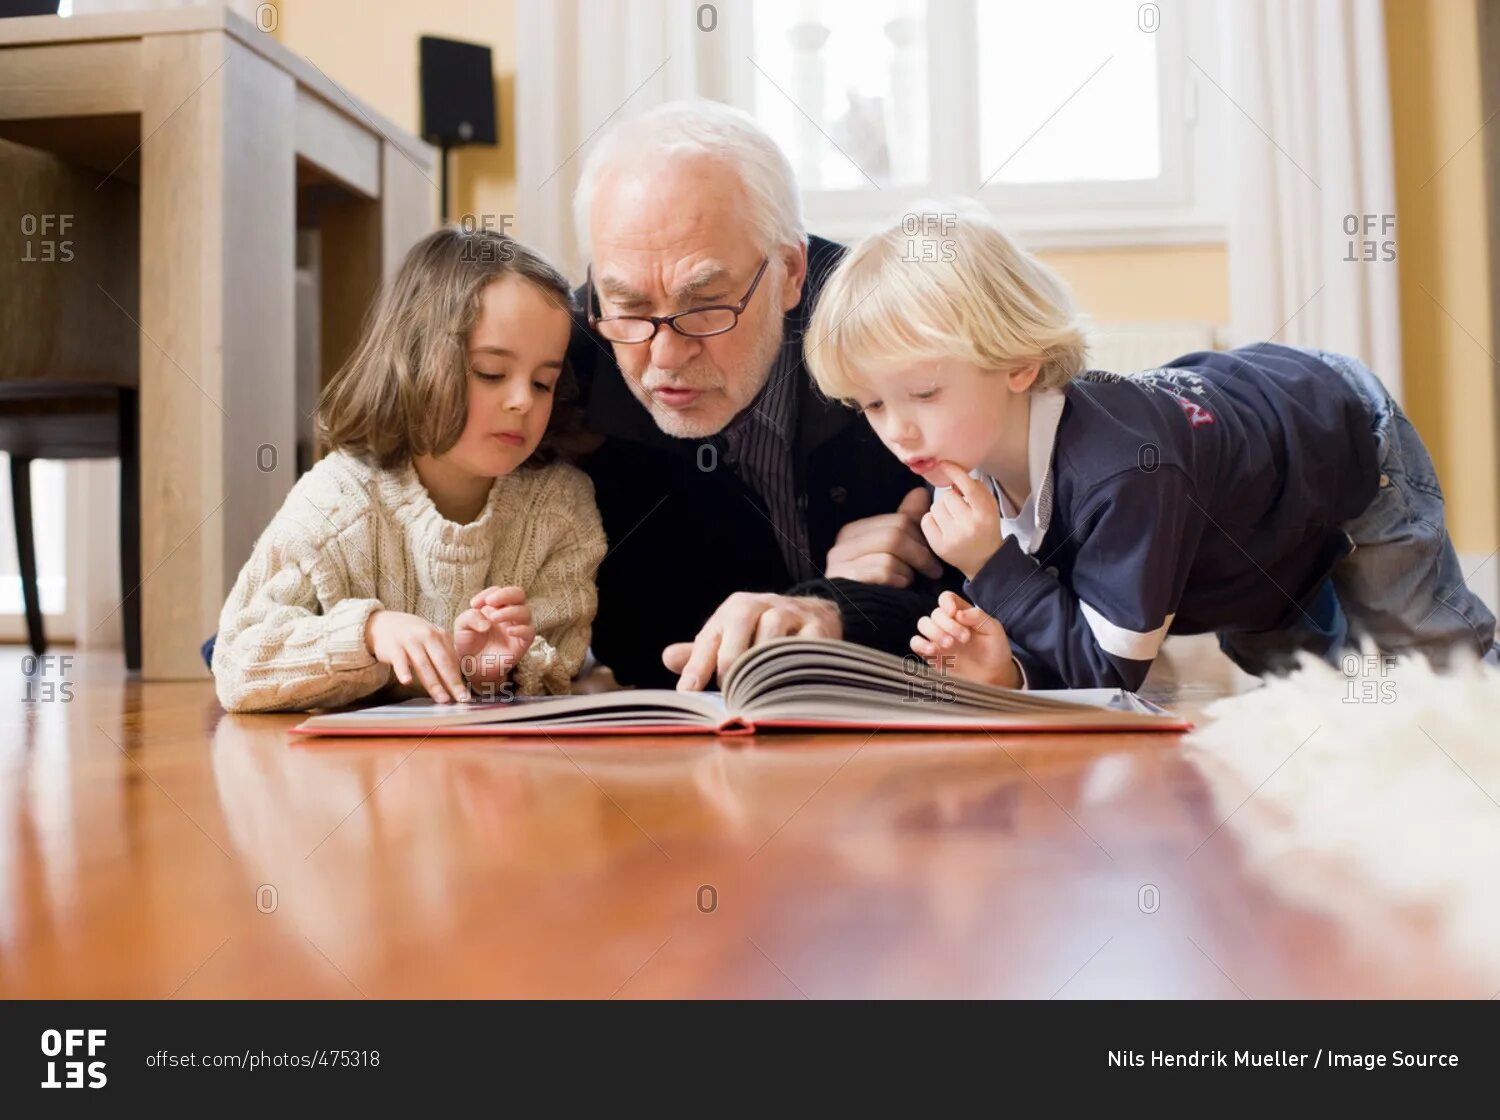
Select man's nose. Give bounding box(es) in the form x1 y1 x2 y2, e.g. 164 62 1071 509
649 326 700 371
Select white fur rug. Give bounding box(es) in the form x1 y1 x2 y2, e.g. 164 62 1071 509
1188 651 1500 987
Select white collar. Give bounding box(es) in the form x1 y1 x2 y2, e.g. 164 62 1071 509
989 388 1065 553
934 389 1065 557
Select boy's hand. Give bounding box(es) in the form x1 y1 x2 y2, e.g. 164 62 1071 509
919 461 1003 580
365 609 470 703
453 586 536 695
910 591 1022 689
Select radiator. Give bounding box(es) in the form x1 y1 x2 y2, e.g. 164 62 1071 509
1087 322 1223 375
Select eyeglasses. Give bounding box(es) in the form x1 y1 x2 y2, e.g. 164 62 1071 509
587 258 770 343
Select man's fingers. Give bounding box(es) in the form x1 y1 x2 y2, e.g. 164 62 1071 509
754 608 797 644
714 614 756 690
662 642 694 674
828 530 938 582
896 486 931 520
678 630 722 692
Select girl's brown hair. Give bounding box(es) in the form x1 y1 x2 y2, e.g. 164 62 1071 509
317 226 591 468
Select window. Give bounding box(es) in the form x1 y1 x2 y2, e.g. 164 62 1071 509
0 455 69 639
733 0 1225 247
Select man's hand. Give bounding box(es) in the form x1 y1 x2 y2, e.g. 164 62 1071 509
911 591 1021 689
663 592 843 691
920 461 1003 580
823 487 944 587
453 586 535 695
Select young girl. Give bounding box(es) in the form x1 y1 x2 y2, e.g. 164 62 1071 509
213 228 606 713
805 202 1498 691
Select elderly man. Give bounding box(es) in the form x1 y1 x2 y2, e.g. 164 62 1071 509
570 100 957 690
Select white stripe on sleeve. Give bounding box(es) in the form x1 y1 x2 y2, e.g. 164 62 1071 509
1079 601 1174 662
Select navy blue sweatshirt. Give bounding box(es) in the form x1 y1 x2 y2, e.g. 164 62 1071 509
964 344 1381 690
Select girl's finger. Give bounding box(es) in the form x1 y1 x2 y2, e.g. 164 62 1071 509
479 586 526 609
424 636 469 702
406 645 450 703
481 604 530 626
390 650 412 687
455 608 490 633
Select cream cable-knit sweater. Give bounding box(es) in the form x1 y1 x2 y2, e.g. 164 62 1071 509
212 450 606 713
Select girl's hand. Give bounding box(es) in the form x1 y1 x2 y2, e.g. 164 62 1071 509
910 591 1021 689
364 609 470 703
919 461 1003 580
453 586 536 695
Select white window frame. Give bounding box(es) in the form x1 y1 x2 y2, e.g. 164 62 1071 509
724 0 1227 249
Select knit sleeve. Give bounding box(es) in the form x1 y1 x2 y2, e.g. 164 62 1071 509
212 503 392 714
512 467 607 696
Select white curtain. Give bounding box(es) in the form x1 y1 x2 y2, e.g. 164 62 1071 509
1221 0 1403 399
516 0 734 279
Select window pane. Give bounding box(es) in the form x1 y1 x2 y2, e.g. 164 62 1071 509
751 0 929 191
978 0 1160 184
0 456 67 616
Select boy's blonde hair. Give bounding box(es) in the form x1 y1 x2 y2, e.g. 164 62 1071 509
806 201 1088 402
317 226 586 468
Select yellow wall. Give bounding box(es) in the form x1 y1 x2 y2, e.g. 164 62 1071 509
271 0 517 226
1386 0 1497 551
1041 245 1229 324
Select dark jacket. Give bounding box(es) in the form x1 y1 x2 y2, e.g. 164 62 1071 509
569 235 960 687
965 344 1381 691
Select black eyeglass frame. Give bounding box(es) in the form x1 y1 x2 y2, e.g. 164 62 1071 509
586 257 771 342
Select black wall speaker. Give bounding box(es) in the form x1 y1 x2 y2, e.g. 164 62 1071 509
419 35 498 149
0 1 62 17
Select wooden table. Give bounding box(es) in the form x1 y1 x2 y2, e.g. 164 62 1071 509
0 638 1489 999
0 6 435 679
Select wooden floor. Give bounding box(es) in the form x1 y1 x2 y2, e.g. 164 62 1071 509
0 637 1485 999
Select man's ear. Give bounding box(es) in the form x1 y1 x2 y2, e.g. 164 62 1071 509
1007 362 1042 393
778 241 809 312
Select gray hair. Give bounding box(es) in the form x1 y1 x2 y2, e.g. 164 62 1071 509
573 100 806 259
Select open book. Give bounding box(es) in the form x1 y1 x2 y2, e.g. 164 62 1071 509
291 637 1190 738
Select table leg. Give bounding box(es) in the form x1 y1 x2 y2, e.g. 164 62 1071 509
139 31 295 679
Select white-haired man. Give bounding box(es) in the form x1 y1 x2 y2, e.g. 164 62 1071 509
569 100 956 690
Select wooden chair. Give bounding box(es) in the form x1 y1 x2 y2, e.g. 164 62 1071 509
0 138 141 668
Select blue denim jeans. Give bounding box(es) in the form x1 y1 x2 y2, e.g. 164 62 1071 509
1217 349 1499 676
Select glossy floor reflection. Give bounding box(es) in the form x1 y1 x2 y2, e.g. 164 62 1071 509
0 637 1490 998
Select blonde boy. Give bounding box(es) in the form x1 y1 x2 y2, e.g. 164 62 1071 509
806 203 1497 690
